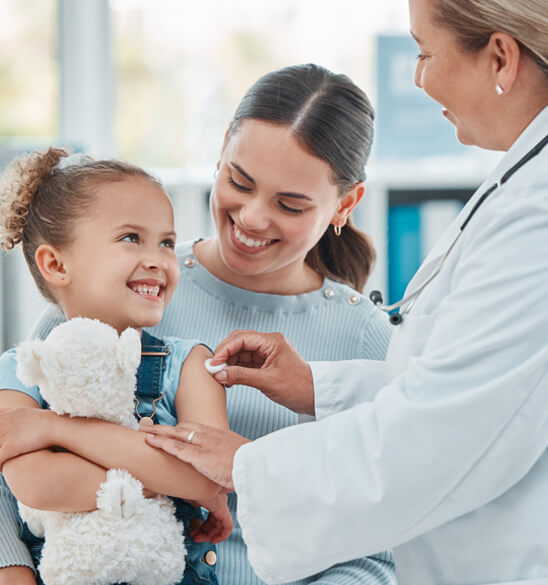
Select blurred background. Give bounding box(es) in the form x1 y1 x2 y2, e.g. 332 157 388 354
0 0 503 350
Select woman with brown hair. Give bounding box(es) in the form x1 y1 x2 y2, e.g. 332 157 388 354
0 64 395 585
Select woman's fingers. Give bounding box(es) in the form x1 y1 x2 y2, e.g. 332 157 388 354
141 426 236 544
143 422 250 491
211 330 270 365
210 331 315 414
141 423 194 440
144 433 187 458
213 364 270 387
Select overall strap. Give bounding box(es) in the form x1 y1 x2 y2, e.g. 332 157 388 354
134 330 170 423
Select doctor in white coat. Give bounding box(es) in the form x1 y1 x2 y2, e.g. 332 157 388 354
142 0 548 583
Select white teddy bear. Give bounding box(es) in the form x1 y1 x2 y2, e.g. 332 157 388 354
15 317 187 585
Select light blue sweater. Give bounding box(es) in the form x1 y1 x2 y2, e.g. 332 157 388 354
0 240 395 585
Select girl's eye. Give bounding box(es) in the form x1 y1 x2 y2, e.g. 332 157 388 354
279 201 303 215
160 238 175 249
121 233 139 244
416 53 429 61
229 177 253 192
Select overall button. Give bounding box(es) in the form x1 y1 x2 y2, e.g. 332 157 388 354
348 294 360 305
183 257 195 268
324 288 335 299
203 550 217 566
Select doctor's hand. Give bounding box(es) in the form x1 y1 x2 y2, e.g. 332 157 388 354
142 421 251 492
209 330 315 415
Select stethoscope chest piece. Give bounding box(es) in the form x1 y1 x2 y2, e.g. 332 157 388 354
369 290 403 326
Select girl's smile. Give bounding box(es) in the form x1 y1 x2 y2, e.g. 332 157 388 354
127 278 166 301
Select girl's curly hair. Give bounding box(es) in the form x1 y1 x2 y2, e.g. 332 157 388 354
0 147 67 252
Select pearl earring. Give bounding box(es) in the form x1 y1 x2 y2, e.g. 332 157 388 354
495 84 504 96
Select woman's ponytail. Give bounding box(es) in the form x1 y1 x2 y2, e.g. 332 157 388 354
306 218 375 292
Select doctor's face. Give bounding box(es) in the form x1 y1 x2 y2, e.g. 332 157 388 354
409 0 502 149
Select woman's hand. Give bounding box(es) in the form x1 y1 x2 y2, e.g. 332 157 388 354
0 407 56 467
142 422 251 491
209 330 315 415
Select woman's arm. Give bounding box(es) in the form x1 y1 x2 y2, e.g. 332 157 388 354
206 325 389 420
0 567 37 585
0 472 37 583
1 346 229 502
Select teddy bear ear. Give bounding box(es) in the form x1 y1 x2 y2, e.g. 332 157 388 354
15 339 47 387
118 328 141 373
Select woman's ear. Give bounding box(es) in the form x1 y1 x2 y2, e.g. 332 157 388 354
488 32 521 93
331 182 365 228
35 244 71 288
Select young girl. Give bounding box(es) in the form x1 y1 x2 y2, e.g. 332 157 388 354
0 148 229 585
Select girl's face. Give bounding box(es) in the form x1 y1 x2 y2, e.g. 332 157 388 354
409 0 503 149
59 177 180 333
209 119 356 292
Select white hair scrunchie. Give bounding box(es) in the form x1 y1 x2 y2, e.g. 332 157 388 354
54 152 93 172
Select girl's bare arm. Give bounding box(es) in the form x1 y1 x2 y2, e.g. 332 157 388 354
0 390 106 512
1 345 229 505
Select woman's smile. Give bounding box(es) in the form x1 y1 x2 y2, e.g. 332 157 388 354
229 217 278 254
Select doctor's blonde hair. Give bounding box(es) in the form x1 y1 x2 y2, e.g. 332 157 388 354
0 147 159 302
434 0 548 77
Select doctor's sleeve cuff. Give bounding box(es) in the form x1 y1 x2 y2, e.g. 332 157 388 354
233 441 285 585
0 476 34 570
312 359 386 420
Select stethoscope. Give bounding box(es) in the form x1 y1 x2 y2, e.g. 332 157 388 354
370 133 548 326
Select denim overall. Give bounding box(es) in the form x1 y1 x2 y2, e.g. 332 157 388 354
19 330 218 585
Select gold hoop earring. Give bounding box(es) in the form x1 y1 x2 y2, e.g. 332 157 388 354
334 225 342 237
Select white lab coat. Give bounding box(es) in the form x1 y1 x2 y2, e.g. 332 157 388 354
232 106 548 585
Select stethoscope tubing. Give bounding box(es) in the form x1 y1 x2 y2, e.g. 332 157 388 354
373 231 462 314
370 133 548 325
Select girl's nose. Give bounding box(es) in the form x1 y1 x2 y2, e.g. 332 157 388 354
143 251 168 271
